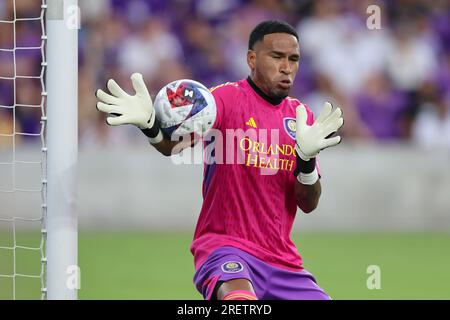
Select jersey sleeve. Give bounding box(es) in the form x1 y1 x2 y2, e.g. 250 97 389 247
209 82 239 131
303 103 315 126
210 89 224 130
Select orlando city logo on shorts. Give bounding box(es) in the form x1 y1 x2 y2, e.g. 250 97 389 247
221 261 244 273
283 117 296 140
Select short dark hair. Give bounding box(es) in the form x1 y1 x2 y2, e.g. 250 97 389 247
248 20 298 50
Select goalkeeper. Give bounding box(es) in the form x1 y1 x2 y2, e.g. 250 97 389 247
95 20 343 300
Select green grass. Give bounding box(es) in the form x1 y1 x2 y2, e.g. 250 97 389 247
1 232 450 299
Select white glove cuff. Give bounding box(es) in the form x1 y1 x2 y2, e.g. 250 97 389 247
139 110 156 130
295 143 313 161
297 168 319 185
148 130 163 145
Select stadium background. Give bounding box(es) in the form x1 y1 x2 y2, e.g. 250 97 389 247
1 0 450 299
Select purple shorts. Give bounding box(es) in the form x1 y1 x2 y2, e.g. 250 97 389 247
193 246 331 300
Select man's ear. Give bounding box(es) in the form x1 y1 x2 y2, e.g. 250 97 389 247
247 49 256 71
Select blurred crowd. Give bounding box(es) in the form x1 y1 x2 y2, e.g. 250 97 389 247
0 0 449 150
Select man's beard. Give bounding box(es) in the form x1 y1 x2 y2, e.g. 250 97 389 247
268 87 289 99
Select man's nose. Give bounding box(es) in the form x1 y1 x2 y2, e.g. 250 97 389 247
280 58 292 75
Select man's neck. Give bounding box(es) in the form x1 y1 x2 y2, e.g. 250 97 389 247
247 76 283 106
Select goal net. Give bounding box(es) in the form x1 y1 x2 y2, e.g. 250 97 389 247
0 0 78 300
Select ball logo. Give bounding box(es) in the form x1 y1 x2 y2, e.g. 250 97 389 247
221 261 244 273
184 89 194 98
166 82 206 111
283 118 296 140
163 81 209 137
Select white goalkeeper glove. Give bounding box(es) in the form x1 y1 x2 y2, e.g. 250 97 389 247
95 73 163 143
294 102 344 184
296 102 343 160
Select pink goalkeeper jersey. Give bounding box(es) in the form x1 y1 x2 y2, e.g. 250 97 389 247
190 78 317 272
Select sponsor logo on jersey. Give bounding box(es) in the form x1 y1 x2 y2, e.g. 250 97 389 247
245 117 257 128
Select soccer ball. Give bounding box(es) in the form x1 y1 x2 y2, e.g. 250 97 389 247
153 79 216 139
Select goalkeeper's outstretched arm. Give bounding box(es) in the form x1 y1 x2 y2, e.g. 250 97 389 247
95 73 189 156
293 102 344 213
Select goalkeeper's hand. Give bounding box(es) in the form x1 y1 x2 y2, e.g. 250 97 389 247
95 73 162 142
293 102 343 185
295 102 343 161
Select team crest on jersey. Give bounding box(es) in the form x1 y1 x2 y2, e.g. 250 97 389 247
283 118 296 140
221 261 244 273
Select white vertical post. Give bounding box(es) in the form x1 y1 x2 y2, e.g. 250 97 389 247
45 0 79 300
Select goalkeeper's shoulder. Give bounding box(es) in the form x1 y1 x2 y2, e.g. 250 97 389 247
209 80 245 114
209 81 240 94
287 96 309 110
209 81 245 102
208 81 243 130
287 97 315 123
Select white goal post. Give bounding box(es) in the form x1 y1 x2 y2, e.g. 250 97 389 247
45 0 79 300
0 0 78 300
